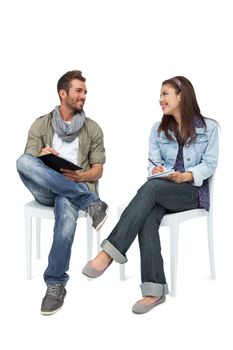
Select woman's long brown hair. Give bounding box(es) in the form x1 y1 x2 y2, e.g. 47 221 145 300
158 76 206 142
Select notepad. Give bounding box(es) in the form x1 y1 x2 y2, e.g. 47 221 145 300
147 169 174 179
38 153 82 174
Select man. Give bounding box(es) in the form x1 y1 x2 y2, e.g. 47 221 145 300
17 70 108 315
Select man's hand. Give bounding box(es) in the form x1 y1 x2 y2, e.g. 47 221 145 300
61 163 103 183
39 146 59 156
61 169 84 182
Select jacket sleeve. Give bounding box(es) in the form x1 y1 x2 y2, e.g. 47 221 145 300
187 122 219 186
89 125 106 165
24 119 44 156
147 122 164 175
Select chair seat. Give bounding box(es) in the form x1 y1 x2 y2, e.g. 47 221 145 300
161 208 207 226
25 200 54 219
24 200 87 219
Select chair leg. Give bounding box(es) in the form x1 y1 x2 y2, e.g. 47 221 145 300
170 222 179 297
96 229 101 252
117 206 126 281
119 263 125 281
86 217 93 262
36 217 41 259
25 213 32 280
207 215 216 279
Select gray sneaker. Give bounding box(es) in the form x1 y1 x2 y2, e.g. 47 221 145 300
41 284 66 316
87 200 108 231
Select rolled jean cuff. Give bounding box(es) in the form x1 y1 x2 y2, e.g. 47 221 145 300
140 282 169 297
101 239 128 264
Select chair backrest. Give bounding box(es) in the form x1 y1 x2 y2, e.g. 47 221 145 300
208 174 215 215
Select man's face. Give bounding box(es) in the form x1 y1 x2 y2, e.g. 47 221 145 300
60 79 87 112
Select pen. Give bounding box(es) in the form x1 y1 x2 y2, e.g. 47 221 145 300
46 144 50 148
148 158 163 167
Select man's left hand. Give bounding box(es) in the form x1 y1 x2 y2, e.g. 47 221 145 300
61 169 84 182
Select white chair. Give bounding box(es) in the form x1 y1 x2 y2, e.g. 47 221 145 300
118 176 216 296
24 200 101 279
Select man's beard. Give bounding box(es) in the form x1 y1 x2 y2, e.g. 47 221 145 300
70 105 84 114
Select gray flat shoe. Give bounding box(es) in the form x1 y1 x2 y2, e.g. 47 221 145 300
132 295 166 314
82 259 112 278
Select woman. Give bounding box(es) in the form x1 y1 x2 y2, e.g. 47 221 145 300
82 76 219 314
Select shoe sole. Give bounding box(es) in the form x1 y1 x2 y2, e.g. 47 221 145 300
41 304 64 316
94 207 109 231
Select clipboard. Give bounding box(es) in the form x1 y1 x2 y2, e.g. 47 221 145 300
147 169 174 179
38 153 82 174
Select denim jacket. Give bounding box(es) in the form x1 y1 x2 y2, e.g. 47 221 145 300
148 118 219 186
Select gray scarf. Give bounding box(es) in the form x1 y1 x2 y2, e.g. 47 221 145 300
52 106 86 142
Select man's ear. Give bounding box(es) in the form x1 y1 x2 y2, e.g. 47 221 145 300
59 89 67 100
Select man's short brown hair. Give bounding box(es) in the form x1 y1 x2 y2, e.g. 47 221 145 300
57 70 86 94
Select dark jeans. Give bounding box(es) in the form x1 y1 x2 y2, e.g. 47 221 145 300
101 179 199 297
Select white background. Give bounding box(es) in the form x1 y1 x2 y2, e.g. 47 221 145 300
0 0 232 349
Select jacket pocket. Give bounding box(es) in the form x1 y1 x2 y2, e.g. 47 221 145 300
194 134 208 144
158 136 174 157
192 134 208 154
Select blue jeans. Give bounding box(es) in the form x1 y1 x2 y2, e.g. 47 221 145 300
16 153 98 285
101 179 199 297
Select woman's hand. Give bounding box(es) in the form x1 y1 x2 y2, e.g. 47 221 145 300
167 171 193 183
151 165 165 174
